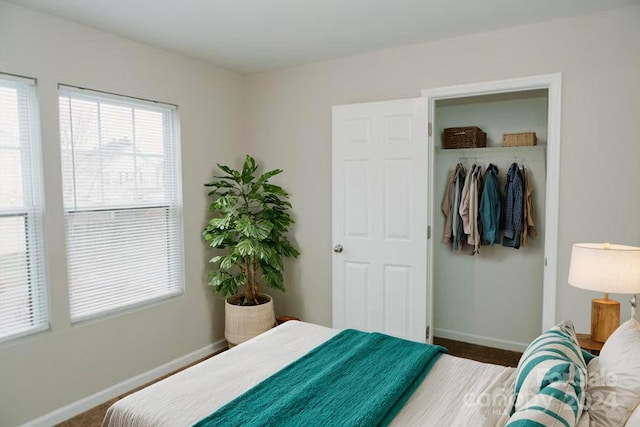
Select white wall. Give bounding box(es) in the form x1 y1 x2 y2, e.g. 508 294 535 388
244 6 640 331
0 2 246 426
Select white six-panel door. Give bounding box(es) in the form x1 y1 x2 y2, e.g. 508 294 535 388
332 98 428 342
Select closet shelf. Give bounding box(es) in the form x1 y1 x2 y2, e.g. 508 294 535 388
436 146 545 156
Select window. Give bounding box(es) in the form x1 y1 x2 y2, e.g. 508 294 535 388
59 86 183 322
0 74 48 341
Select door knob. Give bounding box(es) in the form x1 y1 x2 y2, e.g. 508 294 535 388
333 244 343 253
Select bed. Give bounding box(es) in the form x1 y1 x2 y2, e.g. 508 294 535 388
102 319 640 427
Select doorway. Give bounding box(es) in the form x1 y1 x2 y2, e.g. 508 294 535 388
423 73 562 349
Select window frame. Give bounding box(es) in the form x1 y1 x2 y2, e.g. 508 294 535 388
0 73 49 342
58 85 185 323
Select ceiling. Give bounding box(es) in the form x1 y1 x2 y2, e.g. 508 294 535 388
8 0 640 73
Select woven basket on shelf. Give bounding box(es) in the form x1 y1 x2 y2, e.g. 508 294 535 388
443 126 487 149
502 132 537 147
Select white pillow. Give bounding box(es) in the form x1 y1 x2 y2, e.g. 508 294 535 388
587 318 640 427
625 403 640 426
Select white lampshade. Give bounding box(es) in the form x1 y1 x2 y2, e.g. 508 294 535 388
568 243 640 294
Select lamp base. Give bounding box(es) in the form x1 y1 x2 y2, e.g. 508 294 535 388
591 298 620 342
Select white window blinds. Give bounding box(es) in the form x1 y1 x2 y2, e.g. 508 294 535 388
59 85 184 322
0 74 48 341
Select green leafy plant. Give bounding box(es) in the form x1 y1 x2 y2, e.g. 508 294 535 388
203 155 300 305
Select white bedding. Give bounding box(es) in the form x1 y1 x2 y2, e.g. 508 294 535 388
103 321 521 426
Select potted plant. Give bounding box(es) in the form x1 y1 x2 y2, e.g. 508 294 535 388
203 155 300 346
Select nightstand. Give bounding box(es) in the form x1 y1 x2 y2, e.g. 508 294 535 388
576 333 604 355
276 316 300 325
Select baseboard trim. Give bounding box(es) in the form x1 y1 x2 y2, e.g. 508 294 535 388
434 327 528 353
21 339 227 427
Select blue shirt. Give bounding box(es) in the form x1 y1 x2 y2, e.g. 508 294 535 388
479 164 501 245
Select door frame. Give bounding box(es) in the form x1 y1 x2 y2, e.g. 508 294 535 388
422 73 562 342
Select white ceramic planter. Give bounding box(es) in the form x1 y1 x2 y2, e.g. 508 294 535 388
225 294 276 347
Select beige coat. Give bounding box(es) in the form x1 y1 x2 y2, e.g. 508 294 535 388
441 164 461 244
520 167 537 246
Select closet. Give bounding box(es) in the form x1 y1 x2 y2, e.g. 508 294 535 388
432 90 548 351
332 74 561 346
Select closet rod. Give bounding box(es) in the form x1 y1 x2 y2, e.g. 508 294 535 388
512 156 526 168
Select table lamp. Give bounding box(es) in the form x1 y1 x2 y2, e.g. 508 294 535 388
568 243 640 343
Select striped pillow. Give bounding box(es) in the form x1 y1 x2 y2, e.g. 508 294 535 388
508 381 582 427
508 321 587 427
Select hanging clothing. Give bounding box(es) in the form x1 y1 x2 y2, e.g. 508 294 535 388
459 165 476 235
502 163 524 249
475 165 485 244
520 167 537 247
479 164 501 245
442 163 462 244
467 165 483 254
452 166 466 250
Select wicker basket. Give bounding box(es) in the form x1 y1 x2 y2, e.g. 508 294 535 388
502 132 537 147
443 127 487 149
225 294 276 347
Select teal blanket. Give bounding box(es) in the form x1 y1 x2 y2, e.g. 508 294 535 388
193 329 447 427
